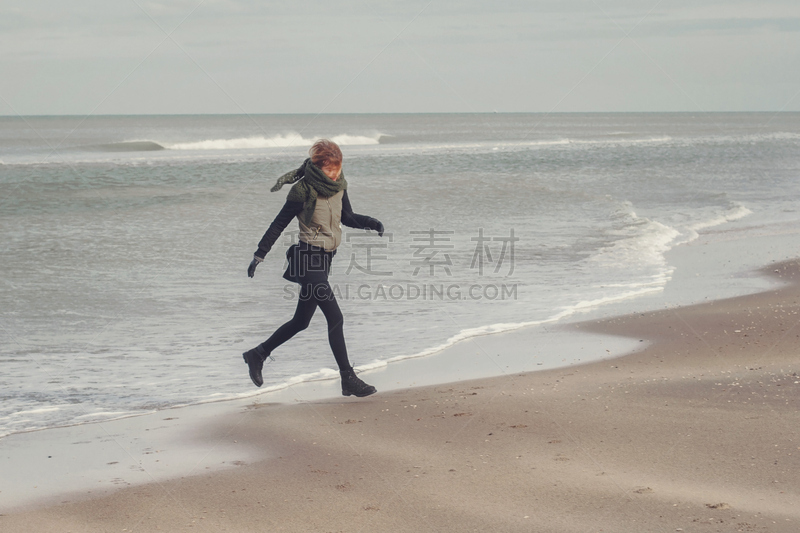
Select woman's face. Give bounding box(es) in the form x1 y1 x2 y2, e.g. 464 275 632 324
322 163 342 181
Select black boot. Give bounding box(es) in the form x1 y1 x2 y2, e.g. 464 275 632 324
340 367 377 397
242 345 270 387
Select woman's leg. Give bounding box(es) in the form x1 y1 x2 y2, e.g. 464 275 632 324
311 281 351 370
312 282 376 397
258 284 318 354
245 280 374 396
243 285 317 387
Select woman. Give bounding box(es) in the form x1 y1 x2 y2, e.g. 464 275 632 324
243 139 384 398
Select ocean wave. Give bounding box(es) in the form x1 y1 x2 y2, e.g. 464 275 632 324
683 201 753 242
168 132 385 150
589 207 681 271
666 131 800 148
92 141 166 152
568 136 673 146
359 136 673 157
487 136 672 149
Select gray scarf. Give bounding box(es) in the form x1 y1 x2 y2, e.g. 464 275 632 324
271 159 347 224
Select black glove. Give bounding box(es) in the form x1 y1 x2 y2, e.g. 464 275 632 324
247 257 262 278
366 217 384 237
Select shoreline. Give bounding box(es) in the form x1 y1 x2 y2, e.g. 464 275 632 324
1 253 799 530
1 210 792 443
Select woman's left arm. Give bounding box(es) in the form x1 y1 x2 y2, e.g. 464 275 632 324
341 190 384 236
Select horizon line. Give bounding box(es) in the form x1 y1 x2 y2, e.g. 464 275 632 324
3 110 800 119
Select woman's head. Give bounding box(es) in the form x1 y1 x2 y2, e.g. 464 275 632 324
309 139 343 180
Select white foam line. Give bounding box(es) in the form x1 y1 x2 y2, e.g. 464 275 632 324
167 132 384 151
355 283 669 373
688 202 753 233
10 406 62 416
682 202 754 244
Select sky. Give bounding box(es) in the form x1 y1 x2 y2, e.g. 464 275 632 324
1 0 800 115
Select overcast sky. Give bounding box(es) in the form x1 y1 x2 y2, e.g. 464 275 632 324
2 0 800 115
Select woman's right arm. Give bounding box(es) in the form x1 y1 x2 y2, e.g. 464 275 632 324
254 200 304 258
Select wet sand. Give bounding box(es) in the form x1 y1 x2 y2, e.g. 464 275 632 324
2 261 799 532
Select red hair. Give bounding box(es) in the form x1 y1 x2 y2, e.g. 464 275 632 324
309 139 342 169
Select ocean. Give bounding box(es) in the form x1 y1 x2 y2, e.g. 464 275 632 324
2 112 799 438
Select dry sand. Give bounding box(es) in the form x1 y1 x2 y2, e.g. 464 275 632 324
2 261 799 532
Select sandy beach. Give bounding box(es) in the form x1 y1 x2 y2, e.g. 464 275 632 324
2 259 799 532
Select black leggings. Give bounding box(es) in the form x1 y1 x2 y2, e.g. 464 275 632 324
258 282 350 371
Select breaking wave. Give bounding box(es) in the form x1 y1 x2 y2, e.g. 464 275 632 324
93 141 166 152
168 132 385 150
